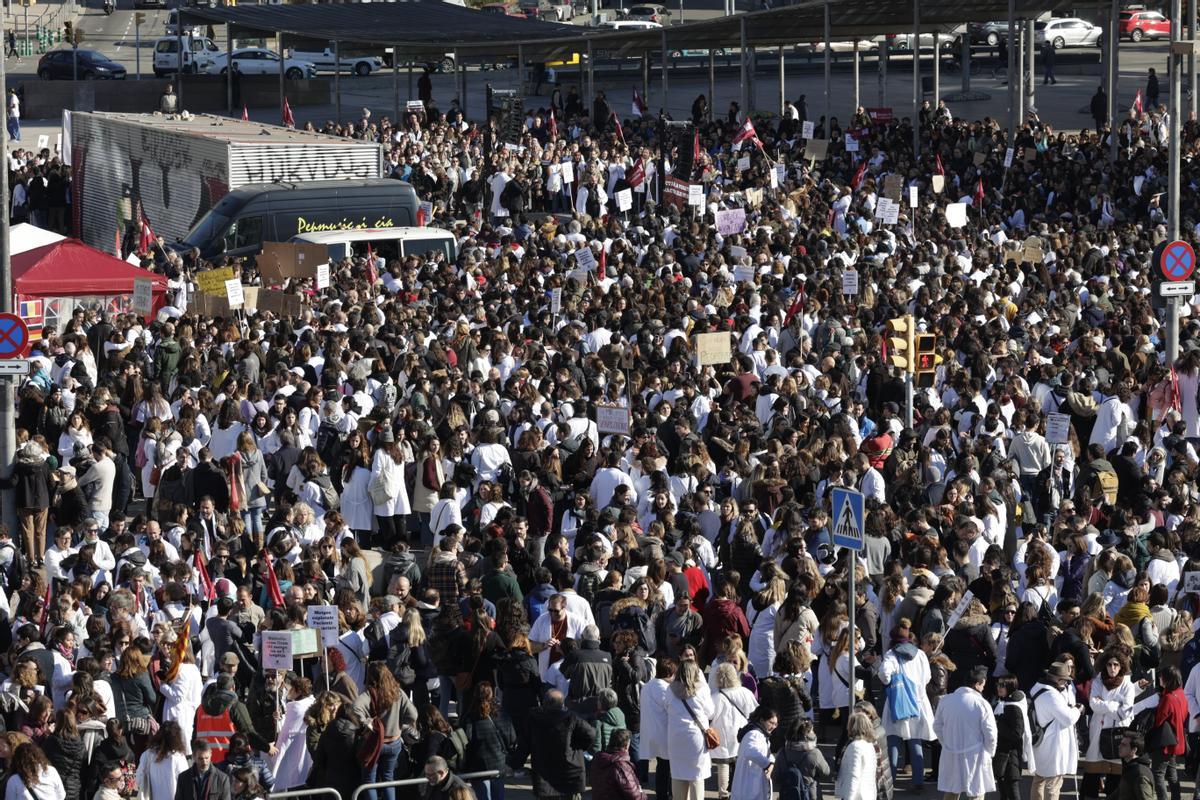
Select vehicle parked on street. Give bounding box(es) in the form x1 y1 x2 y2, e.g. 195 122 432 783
967 20 1012 46
204 48 317 78
886 30 959 52
288 44 383 76
164 9 205 37
626 3 670 23
1119 9 1171 41
596 19 660 30
152 34 221 76
38 48 127 79
1034 17 1103 49
134 0 167 9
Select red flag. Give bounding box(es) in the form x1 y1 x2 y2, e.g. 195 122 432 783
262 550 285 609
137 203 157 256
627 157 645 188
851 162 867 190
1132 89 1145 117
613 112 625 145
974 177 985 208
1171 365 1183 413
732 118 760 149
194 548 215 601
598 247 606 281
115 227 122 257
632 89 647 118
693 130 702 165
365 242 379 287
39 584 52 636
934 154 945 176
282 97 295 128
548 108 558 139
241 105 249 122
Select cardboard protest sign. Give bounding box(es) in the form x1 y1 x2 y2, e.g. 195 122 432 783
804 139 829 161
196 267 235 296
716 209 747 236
595 404 632 435
257 243 328 283
694 332 732 366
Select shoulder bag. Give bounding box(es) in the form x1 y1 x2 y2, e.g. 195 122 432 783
682 696 721 750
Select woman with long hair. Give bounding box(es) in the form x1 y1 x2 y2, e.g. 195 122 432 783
461 682 516 800
461 607 505 715
710 662 760 800
270 677 315 792
158 627 202 755
395 609 437 711
5 742 65 800
108 643 157 756
666 660 716 800
496 632 540 770
413 436 445 546
134 720 188 800
353 662 418 800
336 538 371 608
339 431 374 541
42 707 83 800
746 575 787 679
1081 650 1135 798
302 692 342 758
237 431 270 547
835 712 879 800
371 428 412 548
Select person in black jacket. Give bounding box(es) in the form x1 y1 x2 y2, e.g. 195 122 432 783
1051 603 1096 685
306 704 360 800
461 682 517 798
176 740 232 800
528 690 596 799
1005 602 1052 692
496 634 541 770
992 676 1027 800
756 648 811 750
43 708 85 800
8 440 52 568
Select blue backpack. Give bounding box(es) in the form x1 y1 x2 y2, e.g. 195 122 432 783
885 669 921 723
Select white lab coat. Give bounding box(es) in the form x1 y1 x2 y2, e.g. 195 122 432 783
340 465 375 532
371 448 411 516
158 662 202 755
639 678 673 760
932 686 998 797
271 695 315 791
1084 676 1136 764
665 688 715 782
878 644 936 740
746 599 780 679
135 750 187 800
1029 682 1081 777
710 686 758 761
730 726 774 800
834 739 877 800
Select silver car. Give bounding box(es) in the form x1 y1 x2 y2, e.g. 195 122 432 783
1034 17 1102 49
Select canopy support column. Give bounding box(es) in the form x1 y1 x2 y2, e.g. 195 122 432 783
225 22 232 115
852 40 860 112
778 45 785 116
932 32 939 104
709 49 716 121
661 29 668 115
740 18 747 120
334 40 341 125
823 0 831 122
1109 0 1119 162
912 0 920 158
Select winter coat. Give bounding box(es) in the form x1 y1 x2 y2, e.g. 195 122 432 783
993 694 1034 775
8 448 51 509
756 674 808 750
462 713 517 773
590 749 644 800
731 725 773 800
110 671 157 723
878 642 935 740
528 705 596 796
776 739 830 800
665 686 716 782
612 648 652 727
43 732 85 800
307 716 360 800
700 598 750 663
1117 754 1157 800
560 640 613 708
1153 687 1188 757
1006 619 1052 691
942 614 997 690
1029 682 1081 776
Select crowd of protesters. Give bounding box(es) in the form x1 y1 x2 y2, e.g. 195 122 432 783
4 54 1200 800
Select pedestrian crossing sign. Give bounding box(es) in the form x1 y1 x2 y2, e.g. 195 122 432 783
831 487 865 551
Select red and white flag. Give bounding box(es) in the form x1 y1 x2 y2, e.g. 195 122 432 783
137 203 157 255
627 157 645 188
1132 89 1145 117
282 97 295 128
365 242 379 287
194 548 215 601
548 108 558 139
851 162 867 190
693 130 702 164
934 153 945 176
39 584 52 636
974 177 985 208
613 112 625 144
732 118 761 150
242 105 249 122
262 550 285 609
632 89 647 118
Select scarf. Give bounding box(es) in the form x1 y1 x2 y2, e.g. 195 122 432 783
1113 601 1151 630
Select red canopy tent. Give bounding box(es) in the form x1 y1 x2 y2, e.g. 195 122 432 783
12 240 169 330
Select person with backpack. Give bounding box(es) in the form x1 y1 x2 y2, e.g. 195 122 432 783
775 719 830 800
729 705 776 800
992 676 1033 800
931 665 997 800
1029 661 1082 800
875 619 935 793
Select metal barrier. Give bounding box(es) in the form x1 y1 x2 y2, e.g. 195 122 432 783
348 770 501 800
269 788 345 800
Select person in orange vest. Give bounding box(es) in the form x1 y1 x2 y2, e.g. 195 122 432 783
194 673 275 764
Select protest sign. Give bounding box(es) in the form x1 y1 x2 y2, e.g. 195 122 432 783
596 404 632 435
262 631 294 670
716 208 746 235
694 332 732 366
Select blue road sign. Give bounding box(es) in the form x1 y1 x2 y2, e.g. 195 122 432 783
831 487 865 551
1161 240 1196 282
0 314 29 359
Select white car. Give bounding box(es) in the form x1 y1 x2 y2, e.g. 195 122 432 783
1035 17 1102 49
203 48 317 78
886 29 962 52
288 46 384 76
153 35 220 76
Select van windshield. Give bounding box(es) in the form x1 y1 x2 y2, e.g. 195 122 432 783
184 209 231 249
400 238 455 261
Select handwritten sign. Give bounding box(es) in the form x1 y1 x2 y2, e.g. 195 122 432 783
550 287 562 314
774 164 787 187
315 262 331 290
734 264 756 283
804 139 829 161
1046 412 1071 445
306 605 340 648
574 246 596 271
261 630 294 671
694 331 732 366
132 278 153 318
745 188 763 208
224 279 245 309
845 133 859 152
736 156 750 172
687 184 704 207
616 188 633 212
406 100 425 112
801 120 815 139
909 185 919 208
1004 147 1014 168
560 160 575 184
841 269 859 296
715 208 746 235
595 404 631 435
883 174 903 201
196 267 235 296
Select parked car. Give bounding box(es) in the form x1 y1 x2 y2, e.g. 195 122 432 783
887 31 959 52
203 48 317 78
627 3 670 23
1119 10 1171 41
38 48 126 79
134 0 167 9
967 20 1011 46
481 3 525 15
164 9 205 37
1034 17 1102 49
596 19 660 30
288 45 383 76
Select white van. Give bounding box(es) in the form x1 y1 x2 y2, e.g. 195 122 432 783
153 35 220 76
291 226 457 267
164 10 206 37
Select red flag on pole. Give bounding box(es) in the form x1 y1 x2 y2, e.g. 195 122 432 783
39 584 52 636
262 550 285 609
935 154 945 176
732 118 761 149
548 108 558 139
1132 89 1145 117
282 97 295 128
632 89 647 118
115 227 123 258
1171 365 1183 413
627 158 645 188
693 129 702 165
242 105 249 122
613 112 625 145
365 242 379 287
974 177 985 208
194 548 216 601
137 203 156 256
851 162 867 190
598 247 606 281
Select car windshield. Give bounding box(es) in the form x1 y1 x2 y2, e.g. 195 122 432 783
184 209 231 249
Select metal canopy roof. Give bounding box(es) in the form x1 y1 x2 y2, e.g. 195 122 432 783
182 0 1075 58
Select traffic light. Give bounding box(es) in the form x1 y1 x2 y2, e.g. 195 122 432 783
885 315 915 373
914 333 941 389
134 11 145 24
63 21 71 42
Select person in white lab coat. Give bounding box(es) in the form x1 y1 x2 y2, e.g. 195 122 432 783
835 711 878 800
1029 662 1082 800
271 678 316 791
729 706 776 800
1081 652 1136 799
157 639 202 756
876 624 936 792
665 661 715 800
932 665 998 799
638 658 678 800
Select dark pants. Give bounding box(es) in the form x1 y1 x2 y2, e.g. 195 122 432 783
654 757 672 800
1152 751 1180 800
375 514 408 547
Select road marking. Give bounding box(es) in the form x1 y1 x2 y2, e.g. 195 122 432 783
115 15 132 52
